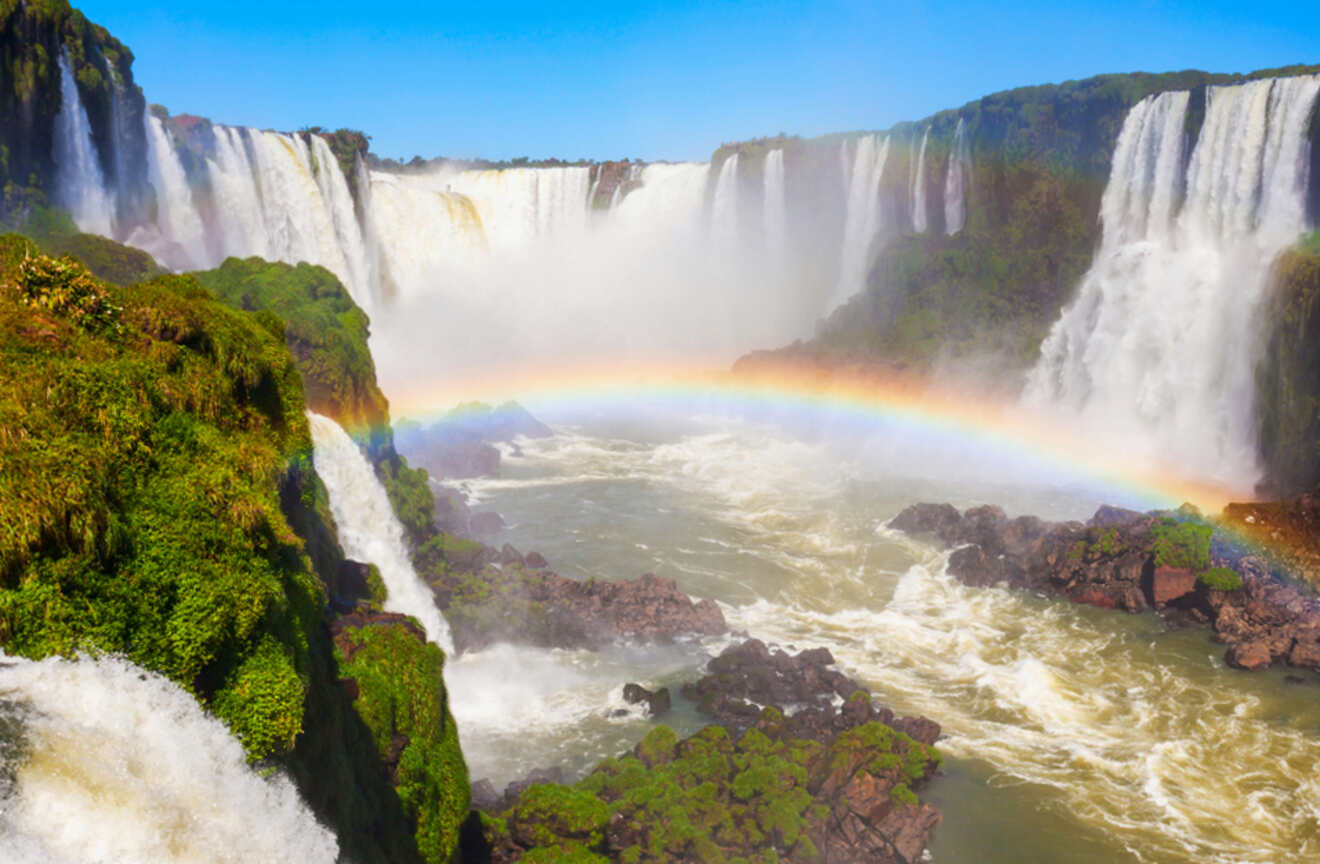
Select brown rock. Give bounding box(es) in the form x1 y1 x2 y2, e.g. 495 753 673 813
1288 635 1320 669
1151 566 1197 606
1225 640 1272 671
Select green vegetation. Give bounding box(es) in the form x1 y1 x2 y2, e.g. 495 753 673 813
12 206 162 285
487 714 941 863
1256 234 1320 494
1198 567 1243 592
0 234 319 762
194 257 388 433
336 622 470 864
1151 520 1213 571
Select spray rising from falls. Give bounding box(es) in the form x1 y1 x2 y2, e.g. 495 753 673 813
307 412 454 654
944 118 970 235
0 654 337 864
1026 75 1320 487
53 51 115 238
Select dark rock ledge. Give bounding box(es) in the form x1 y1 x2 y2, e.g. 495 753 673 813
890 502 1320 673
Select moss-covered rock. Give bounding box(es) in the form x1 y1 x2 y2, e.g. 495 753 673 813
334 617 470 864
485 712 941 864
1256 232 1320 496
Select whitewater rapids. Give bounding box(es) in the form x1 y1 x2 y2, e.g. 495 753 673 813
441 413 1320 864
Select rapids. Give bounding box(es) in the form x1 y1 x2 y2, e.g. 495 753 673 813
443 411 1320 864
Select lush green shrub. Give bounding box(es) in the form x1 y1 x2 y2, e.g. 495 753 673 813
0 236 321 763
1151 520 1212 571
1198 567 1243 592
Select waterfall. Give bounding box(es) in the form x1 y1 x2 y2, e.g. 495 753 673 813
710 153 740 244
307 412 455 654
1026 74 1320 486
0 654 337 864
763 149 787 256
833 135 891 310
134 115 207 270
911 128 930 233
53 51 115 237
944 118 970 234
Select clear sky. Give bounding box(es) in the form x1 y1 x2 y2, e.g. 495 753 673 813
76 0 1317 163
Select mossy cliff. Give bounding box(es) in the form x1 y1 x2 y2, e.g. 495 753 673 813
1257 231 1320 496
0 234 469 863
0 0 148 223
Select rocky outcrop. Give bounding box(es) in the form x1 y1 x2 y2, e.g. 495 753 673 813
891 502 1320 674
476 639 943 864
621 682 671 717
430 546 727 653
684 639 941 747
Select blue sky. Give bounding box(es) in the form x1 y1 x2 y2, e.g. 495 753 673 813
78 1 1317 162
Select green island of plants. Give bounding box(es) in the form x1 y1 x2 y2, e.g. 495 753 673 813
485 710 942 863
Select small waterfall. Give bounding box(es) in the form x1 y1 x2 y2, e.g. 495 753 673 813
944 118 970 234
911 128 930 233
1026 75 1320 486
0 654 338 864
53 51 115 237
309 135 372 298
307 412 454 654
763 149 787 256
833 135 891 309
710 153 740 244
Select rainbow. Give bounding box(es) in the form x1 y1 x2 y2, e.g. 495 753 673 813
385 360 1246 514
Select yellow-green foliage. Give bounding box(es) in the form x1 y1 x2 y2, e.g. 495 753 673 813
0 234 322 762
17 207 162 285
335 622 470 864
492 716 941 863
193 257 389 434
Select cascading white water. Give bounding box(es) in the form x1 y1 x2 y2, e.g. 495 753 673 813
1026 75 1320 487
53 51 115 237
911 128 930 233
944 118 970 234
832 134 891 310
307 412 455 654
133 115 207 270
762 149 787 255
710 153 740 245
0 653 338 864
135 123 375 309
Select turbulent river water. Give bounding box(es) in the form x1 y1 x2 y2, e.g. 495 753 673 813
442 410 1320 864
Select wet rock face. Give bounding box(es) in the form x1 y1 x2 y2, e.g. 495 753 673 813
890 502 1320 675
621 682 671 717
683 639 942 748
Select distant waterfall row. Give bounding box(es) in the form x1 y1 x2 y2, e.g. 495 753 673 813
1026 74 1320 485
51 56 973 326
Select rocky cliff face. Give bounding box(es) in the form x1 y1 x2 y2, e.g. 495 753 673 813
0 0 148 225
